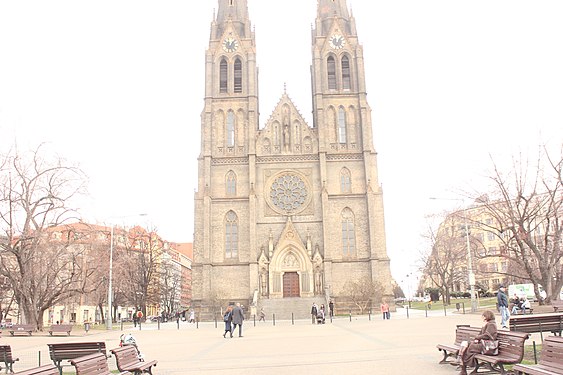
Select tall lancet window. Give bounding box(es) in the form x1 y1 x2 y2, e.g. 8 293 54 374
327 56 337 90
226 171 237 196
342 56 351 90
225 211 238 258
220 59 228 93
338 107 347 143
340 168 351 193
341 208 356 256
234 58 242 93
227 111 235 147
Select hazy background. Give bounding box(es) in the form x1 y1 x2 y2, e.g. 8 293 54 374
1 1 562 287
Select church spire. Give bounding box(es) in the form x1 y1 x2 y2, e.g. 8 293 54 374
216 0 251 38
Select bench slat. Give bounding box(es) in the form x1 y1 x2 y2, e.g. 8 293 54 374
110 346 157 375
13 364 59 375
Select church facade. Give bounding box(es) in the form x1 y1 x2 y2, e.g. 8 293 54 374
192 0 393 312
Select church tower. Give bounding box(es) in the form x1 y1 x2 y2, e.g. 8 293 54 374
192 0 393 316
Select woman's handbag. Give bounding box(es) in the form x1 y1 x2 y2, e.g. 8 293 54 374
480 332 499 355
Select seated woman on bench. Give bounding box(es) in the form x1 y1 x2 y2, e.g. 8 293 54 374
457 310 498 375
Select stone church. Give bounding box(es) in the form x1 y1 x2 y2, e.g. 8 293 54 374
192 0 393 316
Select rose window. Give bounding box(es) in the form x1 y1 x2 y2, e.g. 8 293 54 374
269 174 308 212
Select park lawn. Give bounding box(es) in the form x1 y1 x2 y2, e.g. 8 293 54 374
406 297 498 311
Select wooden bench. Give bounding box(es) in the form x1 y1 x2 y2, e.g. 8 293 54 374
513 307 534 315
8 324 34 336
0 345 20 373
471 330 530 374
553 301 563 313
509 313 563 336
110 346 157 375
512 335 563 375
48 342 106 375
13 364 59 375
48 324 73 336
436 325 481 364
70 352 131 375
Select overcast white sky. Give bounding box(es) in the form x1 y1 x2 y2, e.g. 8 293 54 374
1 1 562 285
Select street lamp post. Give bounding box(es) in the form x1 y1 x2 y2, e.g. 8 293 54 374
106 214 147 330
430 198 477 312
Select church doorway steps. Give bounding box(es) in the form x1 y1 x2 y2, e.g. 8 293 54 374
256 296 325 320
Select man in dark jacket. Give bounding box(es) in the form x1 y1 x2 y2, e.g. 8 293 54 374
497 285 510 328
231 303 244 337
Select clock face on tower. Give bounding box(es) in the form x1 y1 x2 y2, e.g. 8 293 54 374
222 37 239 53
329 34 345 50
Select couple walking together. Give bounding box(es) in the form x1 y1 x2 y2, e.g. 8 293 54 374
223 303 244 338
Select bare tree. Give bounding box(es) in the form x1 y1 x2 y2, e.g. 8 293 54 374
118 226 166 319
342 277 384 314
474 147 563 303
0 145 91 329
422 217 468 305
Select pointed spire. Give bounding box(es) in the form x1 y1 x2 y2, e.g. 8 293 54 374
317 0 350 22
216 0 251 38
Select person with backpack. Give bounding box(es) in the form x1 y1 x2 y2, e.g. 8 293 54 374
223 305 233 338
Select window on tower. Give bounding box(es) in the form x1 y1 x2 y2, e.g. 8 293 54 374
342 56 351 90
340 168 351 193
226 171 237 196
327 56 337 90
220 59 228 93
338 107 347 143
225 211 238 259
234 58 242 93
227 111 235 147
341 208 356 256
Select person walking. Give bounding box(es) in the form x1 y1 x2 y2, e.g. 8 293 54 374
329 300 334 317
222 306 233 338
231 303 244 337
319 304 326 324
497 285 510 328
311 303 318 324
457 310 498 375
188 310 195 323
258 307 266 322
380 301 390 320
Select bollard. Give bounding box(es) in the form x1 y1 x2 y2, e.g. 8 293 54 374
84 323 90 333
38 350 42 366
273 314 276 326
138 321 142 331
158 319 160 330
533 340 538 364
177 318 180 330
443 304 447 316
462 302 466 314
121 320 124 331
292 313 294 325
368 310 371 321
406 306 410 319
349 309 352 322
196 319 199 329
425 304 428 318
253 315 256 327
214 316 217 329
330 314 333 323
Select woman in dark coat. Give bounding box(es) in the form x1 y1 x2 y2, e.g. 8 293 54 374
458 309 498 375
223 305 233 338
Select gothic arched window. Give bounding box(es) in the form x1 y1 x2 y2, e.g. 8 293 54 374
341 208 356 256
327 56 337 90
338 107 347 143
220 59 228 93
342 56 351 90
226 111 235 147
226 171 237 196
340 168 351 193
234 58 243 93
225 211 238 258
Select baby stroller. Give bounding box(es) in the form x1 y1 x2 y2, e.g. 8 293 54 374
316 311 325 324
119 333 144 361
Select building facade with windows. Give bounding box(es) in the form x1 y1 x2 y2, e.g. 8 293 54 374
192 0 393 312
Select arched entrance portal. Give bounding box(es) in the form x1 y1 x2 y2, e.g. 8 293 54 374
283 272 300 297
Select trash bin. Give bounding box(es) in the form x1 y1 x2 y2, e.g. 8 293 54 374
84 323 90 332
456 303 461 311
